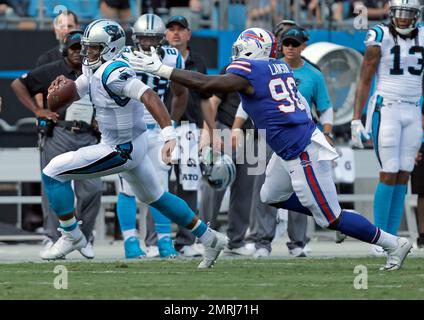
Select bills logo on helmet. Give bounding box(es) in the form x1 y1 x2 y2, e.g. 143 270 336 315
232 28 277 60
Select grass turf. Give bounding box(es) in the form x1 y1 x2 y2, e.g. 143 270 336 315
0 257 424 299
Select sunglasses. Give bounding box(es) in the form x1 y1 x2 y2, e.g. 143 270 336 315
282 40 302 48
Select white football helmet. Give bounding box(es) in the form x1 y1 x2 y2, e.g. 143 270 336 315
132 13 165 54
200 147 236 191
81 19 126 69
232 28 277 61
389 0 422 35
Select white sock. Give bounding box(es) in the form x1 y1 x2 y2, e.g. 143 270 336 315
375 229 399 250
59 217 82 239
123 229 137 242
199 228 215 246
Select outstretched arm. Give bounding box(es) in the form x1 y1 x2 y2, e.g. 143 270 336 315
126 47 252 94
169 69 251 94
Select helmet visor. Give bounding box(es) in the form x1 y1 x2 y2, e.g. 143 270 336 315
392 7 419 20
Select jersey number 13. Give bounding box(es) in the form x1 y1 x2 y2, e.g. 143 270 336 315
390 45 424 76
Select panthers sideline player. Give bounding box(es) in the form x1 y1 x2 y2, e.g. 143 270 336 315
41 19 227 269
116 13 187 259
351 0 423 255
129 27 413 271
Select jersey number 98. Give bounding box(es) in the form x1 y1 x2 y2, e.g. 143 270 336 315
269 77 305 113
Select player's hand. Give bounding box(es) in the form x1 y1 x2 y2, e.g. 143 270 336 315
161 139 176 165
127 47 173 79
48 75 68 95
231 128 244 150
35 109 59 122
351 119 370 149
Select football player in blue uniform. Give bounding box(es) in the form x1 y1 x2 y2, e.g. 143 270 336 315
128 27 413 271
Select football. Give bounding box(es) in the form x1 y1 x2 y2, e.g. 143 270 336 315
47 78 78 111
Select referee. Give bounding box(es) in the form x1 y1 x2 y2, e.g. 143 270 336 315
11 31 102 260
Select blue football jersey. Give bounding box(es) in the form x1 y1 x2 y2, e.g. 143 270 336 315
226 58 316 160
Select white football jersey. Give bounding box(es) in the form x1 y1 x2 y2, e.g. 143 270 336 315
123 45 185 125
76 57 146 146
365 24 424 101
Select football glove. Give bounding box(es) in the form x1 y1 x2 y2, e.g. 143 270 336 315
124 47 174 79
351 119 370 149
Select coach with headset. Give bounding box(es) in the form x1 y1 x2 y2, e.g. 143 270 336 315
10 30 102 260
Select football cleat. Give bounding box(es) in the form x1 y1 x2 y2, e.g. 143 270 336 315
179 245 202 257
224 244 256 256
40 228 87 260
198 230 228 269
335 231 347 244
380 237 412 271
124 236 146 259
79 241 95 259
158 236 179 258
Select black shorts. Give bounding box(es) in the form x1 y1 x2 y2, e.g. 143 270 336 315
103 0 130 9
411 143 424 195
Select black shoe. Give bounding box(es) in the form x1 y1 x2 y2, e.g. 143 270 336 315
417 237 424 248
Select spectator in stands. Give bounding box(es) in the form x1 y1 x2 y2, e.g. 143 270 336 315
100 0 132 23
10 31 102 260
199 67 257 257
0 0 29 17
349 0 390 21
164 15 214 257
411 118 424 248
246 0 277 30
302 0 322 24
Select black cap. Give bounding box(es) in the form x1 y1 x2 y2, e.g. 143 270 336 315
64 30 83 48
273 19 297 36
281 26 309 45
166 15 189 29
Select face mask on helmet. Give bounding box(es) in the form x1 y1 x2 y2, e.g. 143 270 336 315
134 34 164 53
199 147 236 191
81 42 107 70
390 6 421 35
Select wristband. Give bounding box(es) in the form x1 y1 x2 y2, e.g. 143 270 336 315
157 65 174 79
161 125 177 142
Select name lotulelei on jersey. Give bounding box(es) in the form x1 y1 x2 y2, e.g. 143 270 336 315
122 45 185 125
366 23 424 102
76 57 146 146
226 58 316 160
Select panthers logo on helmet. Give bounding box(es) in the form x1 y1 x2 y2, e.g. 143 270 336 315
103 25 124 42
200 147 236 191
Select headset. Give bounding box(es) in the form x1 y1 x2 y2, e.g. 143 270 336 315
62 30 84 57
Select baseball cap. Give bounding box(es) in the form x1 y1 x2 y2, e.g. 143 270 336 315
273 19 297 36
166 15 189 29
281 26 309 45
64 30 83 48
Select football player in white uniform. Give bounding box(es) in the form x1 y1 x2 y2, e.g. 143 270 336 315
41 19 227 269
352 0 423 255
116 14 188 259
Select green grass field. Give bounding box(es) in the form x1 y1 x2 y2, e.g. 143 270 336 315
1 257 424 299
